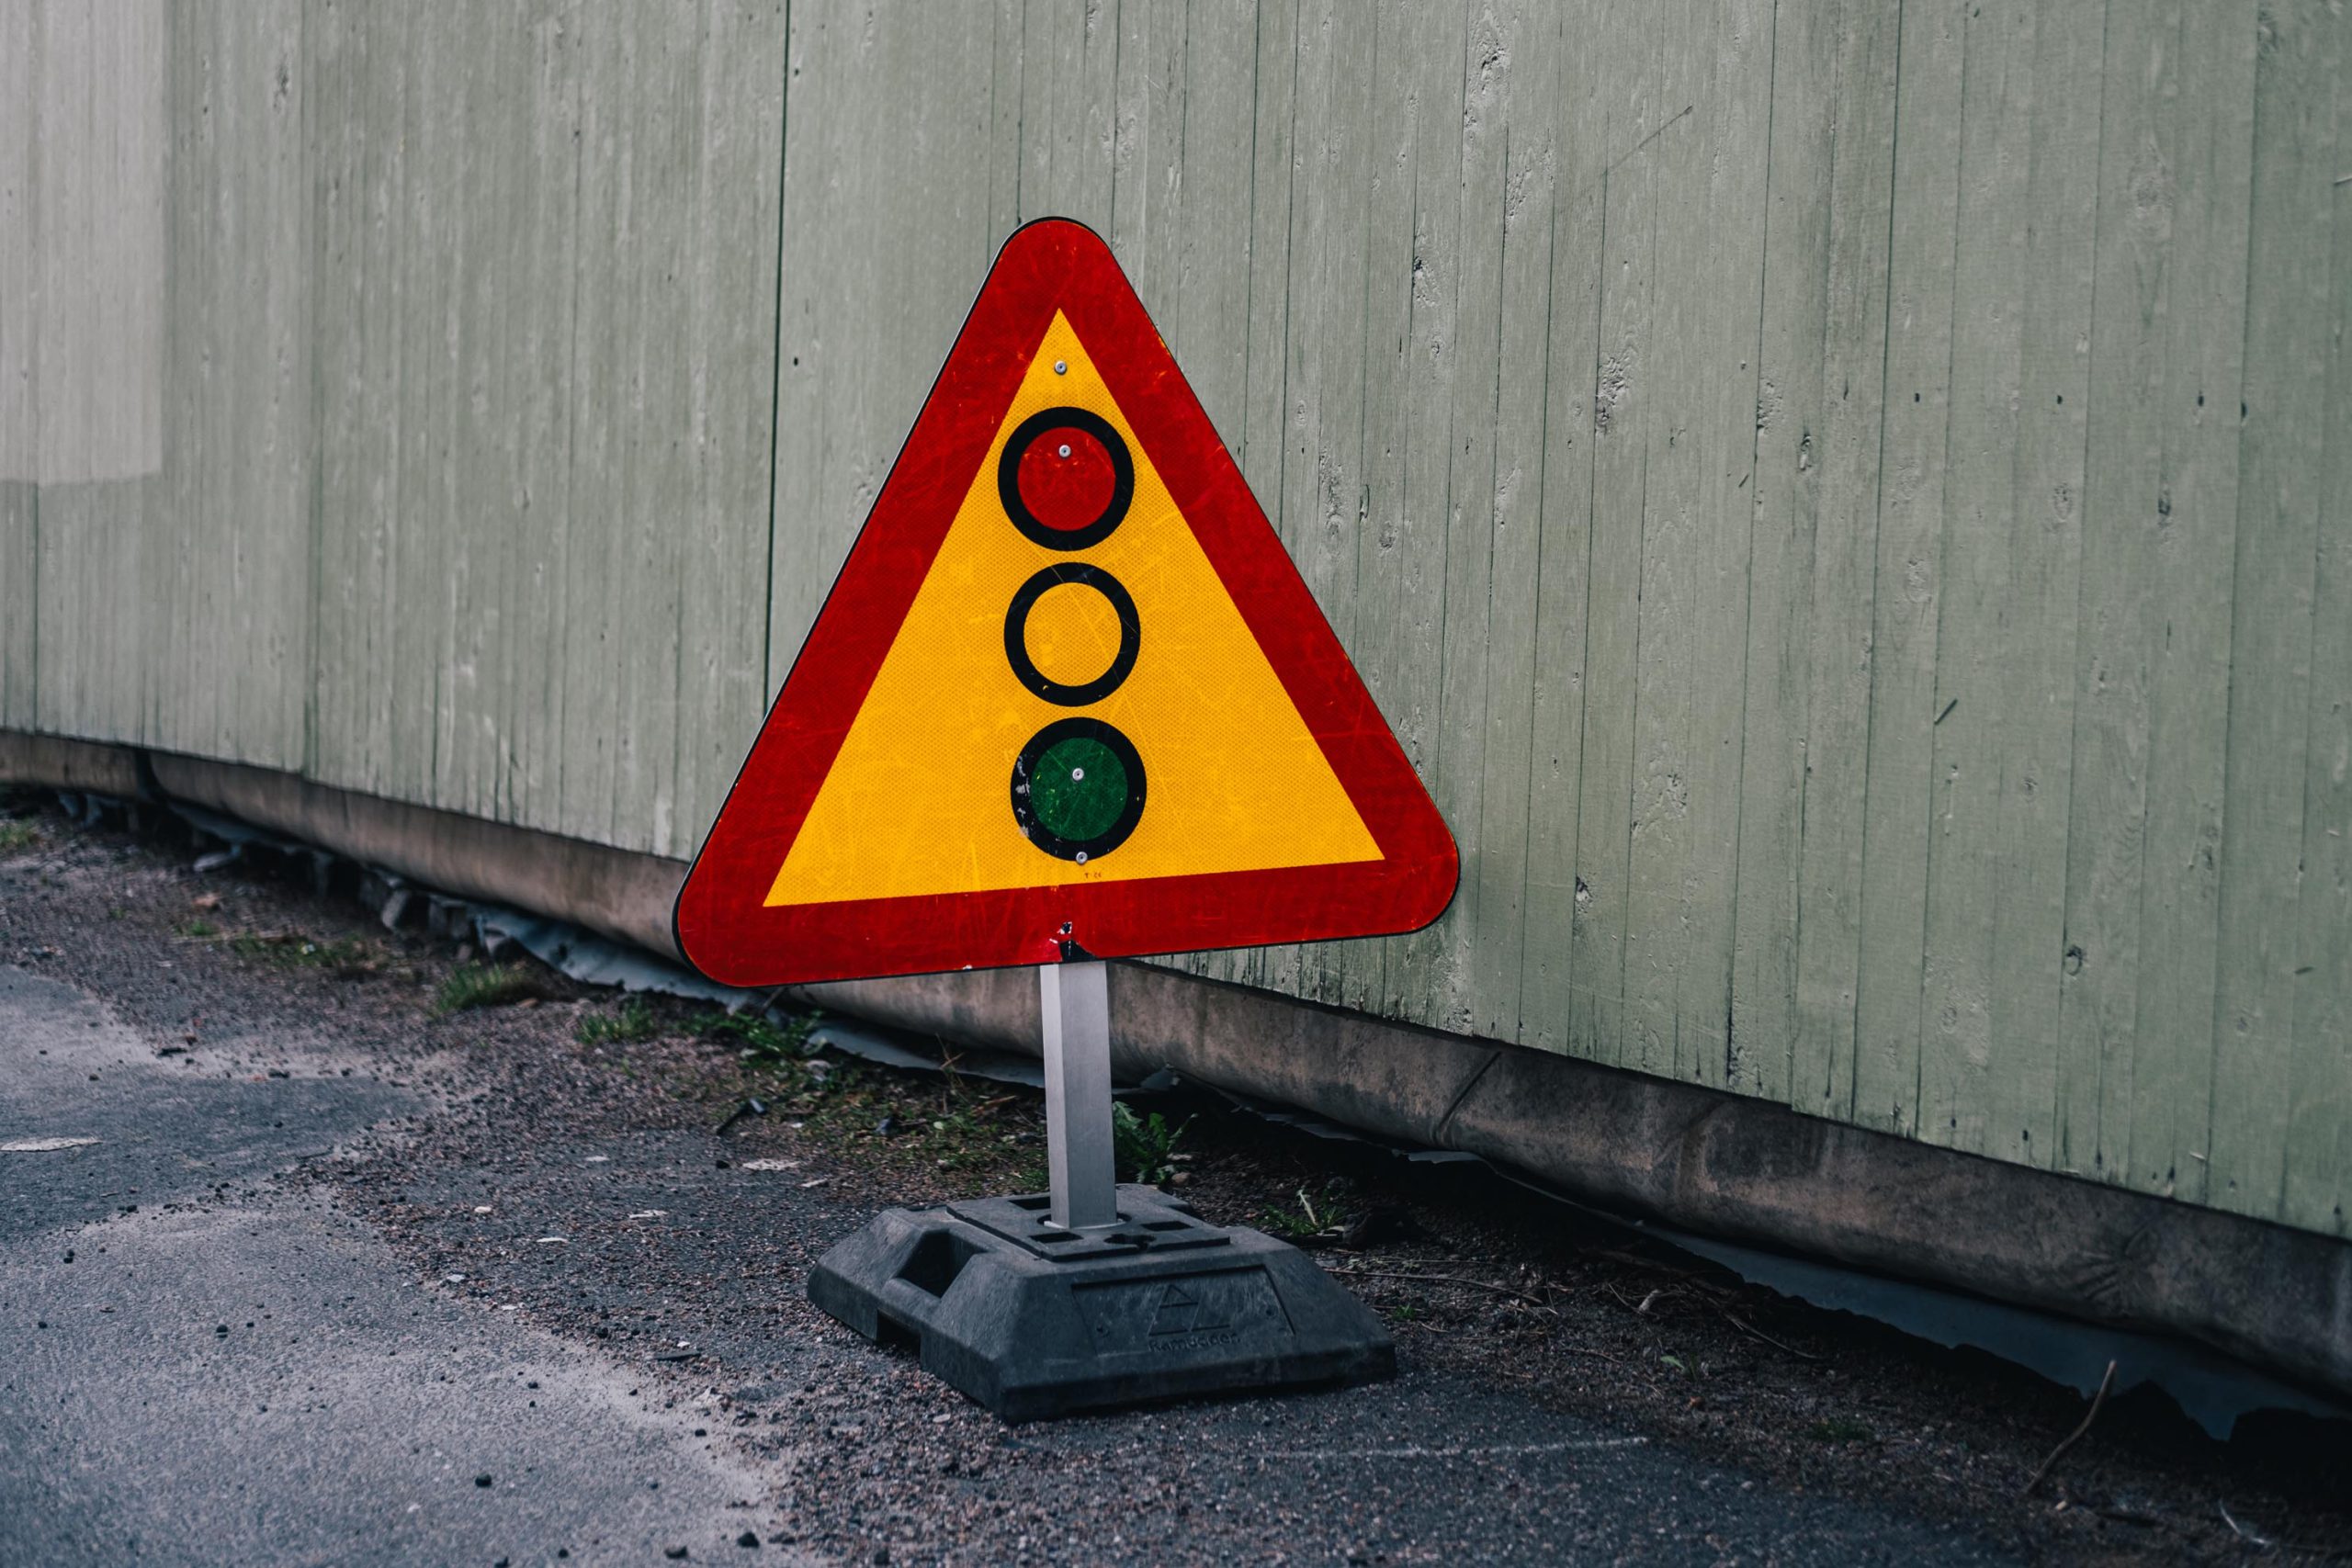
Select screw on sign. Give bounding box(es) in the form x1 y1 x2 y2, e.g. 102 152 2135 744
672 220 1454 1420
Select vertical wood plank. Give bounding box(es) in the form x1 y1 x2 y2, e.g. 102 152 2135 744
988 0 1026 243
2207 0 2338 1219
153 0 309 775
2287 34 2350 1234
1567 6 1663 1071
560 6 646 841
1730 0 1838 1102
1788 0 1901 1122
2 0 38 727
1235 0 1300 555
33 0 166 746
1108 0 1186 340
2121 0 2261 1204
2054 0 2186 1184
146 0 189 753
1622 0 1709 1082
384 2 454 814
1464 0 1564 1043
1981 0 2103 1172
436 3 526 827
496 3 587 834
1850 0 1964 1137
663 1 787 859
9 0 188 748
1510 0 1609 1058
1018 0 1120 231
1367 0 1468 1021
309 0 402 803
2119 0 2256 1200
1163 1 1258 452
1426 0 1521 1036
1917 0 2039 1154
1667 0 1772 1091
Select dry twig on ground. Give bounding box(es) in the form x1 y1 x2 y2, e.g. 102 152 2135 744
2023 1359 2116 1496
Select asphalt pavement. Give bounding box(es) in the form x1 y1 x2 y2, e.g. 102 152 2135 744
0 821 2052 1566
0 964 798 1566
0 956 2018 1566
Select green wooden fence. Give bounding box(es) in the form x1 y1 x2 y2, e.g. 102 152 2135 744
4 0 2346 1236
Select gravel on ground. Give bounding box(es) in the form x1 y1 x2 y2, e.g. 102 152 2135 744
3 791 2347 1565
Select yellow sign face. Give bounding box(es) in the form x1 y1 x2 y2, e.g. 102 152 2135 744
676 218 1456 986
768 313 1379 908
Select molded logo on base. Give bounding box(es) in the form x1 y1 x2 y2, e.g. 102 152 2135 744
1074 1268 1287 1353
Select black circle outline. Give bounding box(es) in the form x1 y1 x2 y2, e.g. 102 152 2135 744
998 407 1135 549
1012 717 1147 862
1002 563 1141 707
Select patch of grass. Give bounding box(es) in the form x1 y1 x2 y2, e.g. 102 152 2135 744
225 930 380 975
576 997 661 1046
679 1010 1048 1193
176 919 220 940
913 1105 998 1172
623 998 1062 1192
0 819 39 853
1260 1180 1353 1241
694 1008 816 1066
1112 1100 1192 1185
1804 1416 1878 1445
433 961 547 1013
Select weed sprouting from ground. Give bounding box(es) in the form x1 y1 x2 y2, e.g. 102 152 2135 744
694 1008 815 1066
1112 1100 1193 1184
1261 1179 1353 1241
684 1007 1050 1192
215 929 382 976
433 961 548 1013
576 996 661 1045
0 819 39 853
176 919 219 940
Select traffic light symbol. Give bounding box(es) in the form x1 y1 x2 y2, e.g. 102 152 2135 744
753 310 1381 910
1001 407 1147 864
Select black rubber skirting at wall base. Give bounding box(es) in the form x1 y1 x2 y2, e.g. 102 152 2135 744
6 729 2348 1403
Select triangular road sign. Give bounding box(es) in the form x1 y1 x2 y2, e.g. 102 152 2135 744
676 219 1455 987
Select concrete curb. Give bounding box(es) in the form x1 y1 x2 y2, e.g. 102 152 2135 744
6 728 2347 1401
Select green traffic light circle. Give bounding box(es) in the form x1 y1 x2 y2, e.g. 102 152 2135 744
1012 717 1146 863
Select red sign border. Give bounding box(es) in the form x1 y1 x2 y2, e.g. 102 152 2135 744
674 219 1457 987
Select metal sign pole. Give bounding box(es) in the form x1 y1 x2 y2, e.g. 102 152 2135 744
1039 960 1118 1229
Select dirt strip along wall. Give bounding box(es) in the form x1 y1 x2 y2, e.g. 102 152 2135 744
2 1 2348 1244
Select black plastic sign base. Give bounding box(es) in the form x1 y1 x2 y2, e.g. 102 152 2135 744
807 1186 1396 1420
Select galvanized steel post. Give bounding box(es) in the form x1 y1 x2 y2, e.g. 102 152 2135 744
1039 960 1117 1229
